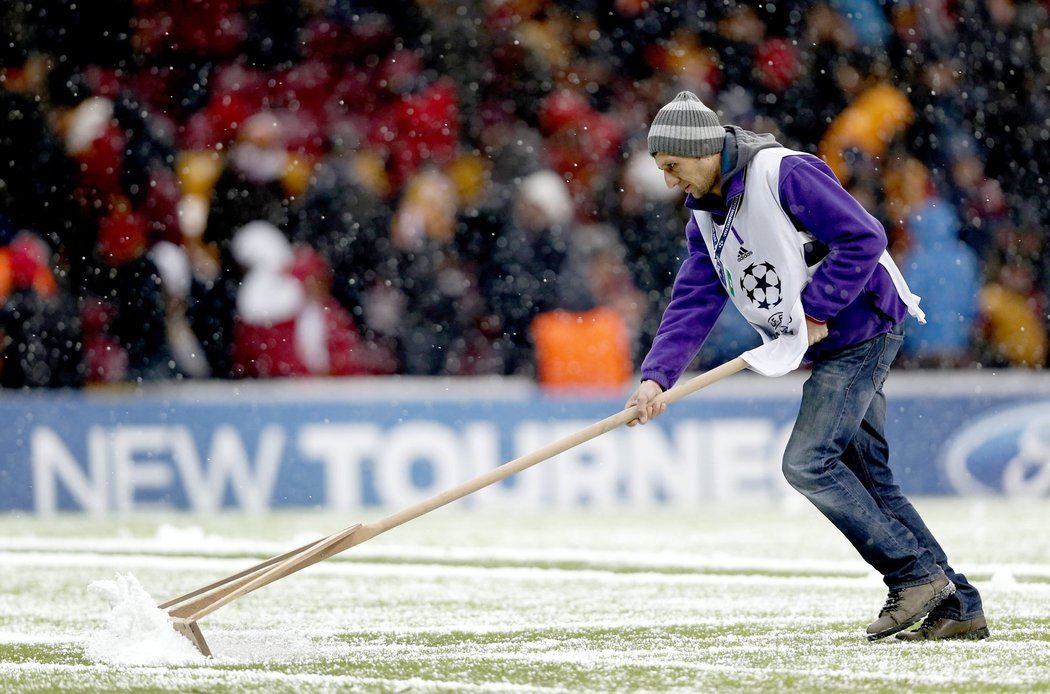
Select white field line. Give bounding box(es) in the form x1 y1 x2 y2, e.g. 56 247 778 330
0 549 880 589
2 539 1050 580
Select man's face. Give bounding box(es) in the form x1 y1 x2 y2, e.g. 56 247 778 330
653 152 722 198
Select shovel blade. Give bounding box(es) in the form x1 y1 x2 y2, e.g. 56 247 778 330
171 617 211 657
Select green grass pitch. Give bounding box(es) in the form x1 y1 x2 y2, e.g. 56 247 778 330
1 499 1047 692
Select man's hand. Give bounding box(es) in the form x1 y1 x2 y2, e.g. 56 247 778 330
625 379 666 426
806 317 829 345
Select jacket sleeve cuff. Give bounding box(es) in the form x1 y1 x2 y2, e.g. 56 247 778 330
641 372 671 391
804 314 827 325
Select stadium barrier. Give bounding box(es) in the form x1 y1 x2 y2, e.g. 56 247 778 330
2 370 1049 513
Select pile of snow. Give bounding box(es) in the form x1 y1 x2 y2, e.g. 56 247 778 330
86 573 206 665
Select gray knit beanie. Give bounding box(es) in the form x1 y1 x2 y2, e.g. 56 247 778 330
647 91 725 157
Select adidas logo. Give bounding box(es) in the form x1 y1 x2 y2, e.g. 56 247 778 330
737 247 753 262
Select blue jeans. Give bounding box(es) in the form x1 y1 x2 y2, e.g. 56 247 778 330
782 324 984 620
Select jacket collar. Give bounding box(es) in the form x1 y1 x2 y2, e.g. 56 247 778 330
683 132 745 213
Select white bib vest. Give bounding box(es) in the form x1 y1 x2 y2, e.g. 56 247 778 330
692 148 925 377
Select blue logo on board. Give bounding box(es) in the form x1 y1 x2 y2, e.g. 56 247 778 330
941 402 1050 497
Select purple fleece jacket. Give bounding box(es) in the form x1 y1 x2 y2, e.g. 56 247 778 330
640 139 908 390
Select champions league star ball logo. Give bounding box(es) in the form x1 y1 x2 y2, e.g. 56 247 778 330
739 261 783 309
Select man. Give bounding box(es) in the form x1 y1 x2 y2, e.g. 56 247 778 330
626 91 989 642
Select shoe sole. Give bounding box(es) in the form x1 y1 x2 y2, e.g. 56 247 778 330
867 581 957 642
895 625 991 642
960 626 991 640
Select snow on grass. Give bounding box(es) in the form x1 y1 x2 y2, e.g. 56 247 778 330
0 500 1048 692
85 573 205 666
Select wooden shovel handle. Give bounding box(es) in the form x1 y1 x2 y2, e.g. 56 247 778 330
369 356 748 537
164 356 748 623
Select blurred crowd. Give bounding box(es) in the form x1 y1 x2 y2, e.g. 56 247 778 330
1 0 1049 390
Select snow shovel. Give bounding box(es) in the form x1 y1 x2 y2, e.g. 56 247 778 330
160 356 748 656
